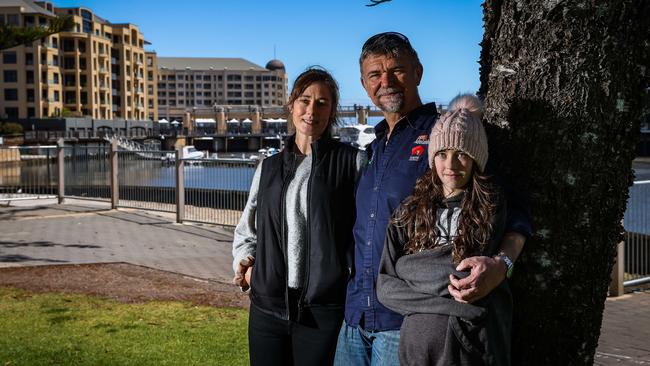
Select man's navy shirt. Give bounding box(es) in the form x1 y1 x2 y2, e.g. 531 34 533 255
345 103 438 331
345 102 534 332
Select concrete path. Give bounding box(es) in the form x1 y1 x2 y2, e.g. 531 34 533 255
0 199 235 282
1 199 648 365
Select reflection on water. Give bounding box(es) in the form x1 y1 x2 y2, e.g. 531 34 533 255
0 157 256 192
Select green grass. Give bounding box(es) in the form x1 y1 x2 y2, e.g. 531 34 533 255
0 287 249 366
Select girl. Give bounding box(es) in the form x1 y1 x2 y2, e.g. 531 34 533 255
377 94 511 366
232 67 365 366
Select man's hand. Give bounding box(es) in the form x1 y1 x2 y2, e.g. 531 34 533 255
233 255 255 290
448 256 506 303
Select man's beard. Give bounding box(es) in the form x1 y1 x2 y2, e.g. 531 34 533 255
376 87 404 113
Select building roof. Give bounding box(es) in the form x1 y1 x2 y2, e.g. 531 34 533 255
3 0 56 17
266 59 285 71
157 57 268 72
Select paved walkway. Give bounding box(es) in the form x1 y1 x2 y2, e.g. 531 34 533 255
0 200 648 365
0 199 235 282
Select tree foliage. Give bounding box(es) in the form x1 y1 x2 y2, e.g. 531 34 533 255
0 122 24 135
0 15 74 51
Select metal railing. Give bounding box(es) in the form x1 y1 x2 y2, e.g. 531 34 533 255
180 156 255 226
117 150 176 213
623 180 650 286
0 146 59 201
63 145 111 202
1 139 256 227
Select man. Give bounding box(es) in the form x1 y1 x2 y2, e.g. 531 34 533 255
334 32 531 365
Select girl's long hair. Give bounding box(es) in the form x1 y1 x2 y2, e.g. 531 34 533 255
392 165 501 263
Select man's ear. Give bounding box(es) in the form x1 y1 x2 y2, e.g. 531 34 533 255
415 63 423 86
360 76 366 90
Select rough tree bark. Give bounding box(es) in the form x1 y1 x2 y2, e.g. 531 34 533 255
478 1 650 364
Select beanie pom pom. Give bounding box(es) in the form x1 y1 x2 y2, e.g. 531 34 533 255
448 94 483 120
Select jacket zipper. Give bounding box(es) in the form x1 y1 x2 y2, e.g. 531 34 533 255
280 153 297 322
297 145 315 322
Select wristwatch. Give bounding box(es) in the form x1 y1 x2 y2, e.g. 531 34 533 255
496 252 514 279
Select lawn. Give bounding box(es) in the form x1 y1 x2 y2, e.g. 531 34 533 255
0 287 249 365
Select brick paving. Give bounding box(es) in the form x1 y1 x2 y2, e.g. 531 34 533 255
0 199 235 282
1 200 649 364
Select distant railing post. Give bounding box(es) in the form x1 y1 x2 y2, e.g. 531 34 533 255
57 138 65 204
176 147 184 223
110 140 119 209
609 239 625 297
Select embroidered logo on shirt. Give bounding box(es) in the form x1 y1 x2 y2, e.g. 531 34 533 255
409 145 425 161
414 134 430 145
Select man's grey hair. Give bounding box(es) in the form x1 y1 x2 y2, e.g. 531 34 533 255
359 32 421 72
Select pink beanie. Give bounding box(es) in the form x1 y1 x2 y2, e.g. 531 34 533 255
428 94 488 171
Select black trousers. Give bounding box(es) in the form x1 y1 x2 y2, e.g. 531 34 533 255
248 293 343 366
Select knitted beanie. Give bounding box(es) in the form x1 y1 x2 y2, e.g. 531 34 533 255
428 94 488 171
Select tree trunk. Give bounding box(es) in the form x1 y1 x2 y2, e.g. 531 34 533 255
478 1 649 364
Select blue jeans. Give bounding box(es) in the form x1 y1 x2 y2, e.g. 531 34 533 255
333 321 400 366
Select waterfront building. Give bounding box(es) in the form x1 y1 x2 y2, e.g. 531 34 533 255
156 57 288 121
0 0 155 121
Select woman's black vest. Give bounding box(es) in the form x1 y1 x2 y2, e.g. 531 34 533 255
250 135 359 320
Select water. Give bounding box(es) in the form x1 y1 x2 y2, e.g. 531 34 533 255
1 157 256 192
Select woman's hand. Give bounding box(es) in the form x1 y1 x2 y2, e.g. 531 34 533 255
233 255 255 290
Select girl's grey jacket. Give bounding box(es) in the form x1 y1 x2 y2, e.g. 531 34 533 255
377 192 511 366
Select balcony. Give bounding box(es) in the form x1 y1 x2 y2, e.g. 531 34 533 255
46 79 59 85
99 83 109 90
99 67 108 74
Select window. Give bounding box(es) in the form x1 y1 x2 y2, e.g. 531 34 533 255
27 107 35 118
4 89 18 101
6 14 19 26
5 107 19 119
25 53 34 65
64 74 76 86
3 70 17 82
27 89 34 102
63 39 75 52
64 57 75 69
53 90 60 102
3 52 17 64
65 91 76 104
26 70 34 84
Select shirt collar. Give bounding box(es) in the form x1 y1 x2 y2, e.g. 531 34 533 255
374 102 438 141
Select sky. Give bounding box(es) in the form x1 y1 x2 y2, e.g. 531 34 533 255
55 0 485 107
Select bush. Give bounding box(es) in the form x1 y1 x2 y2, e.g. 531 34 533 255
0 122 23 135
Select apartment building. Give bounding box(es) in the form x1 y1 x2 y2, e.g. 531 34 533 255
156 57 288 120
0 0 155 121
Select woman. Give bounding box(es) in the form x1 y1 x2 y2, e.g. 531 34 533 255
232 67 365 366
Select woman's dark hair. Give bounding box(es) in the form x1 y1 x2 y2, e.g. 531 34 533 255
286 66 340 127
392 165 501 263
